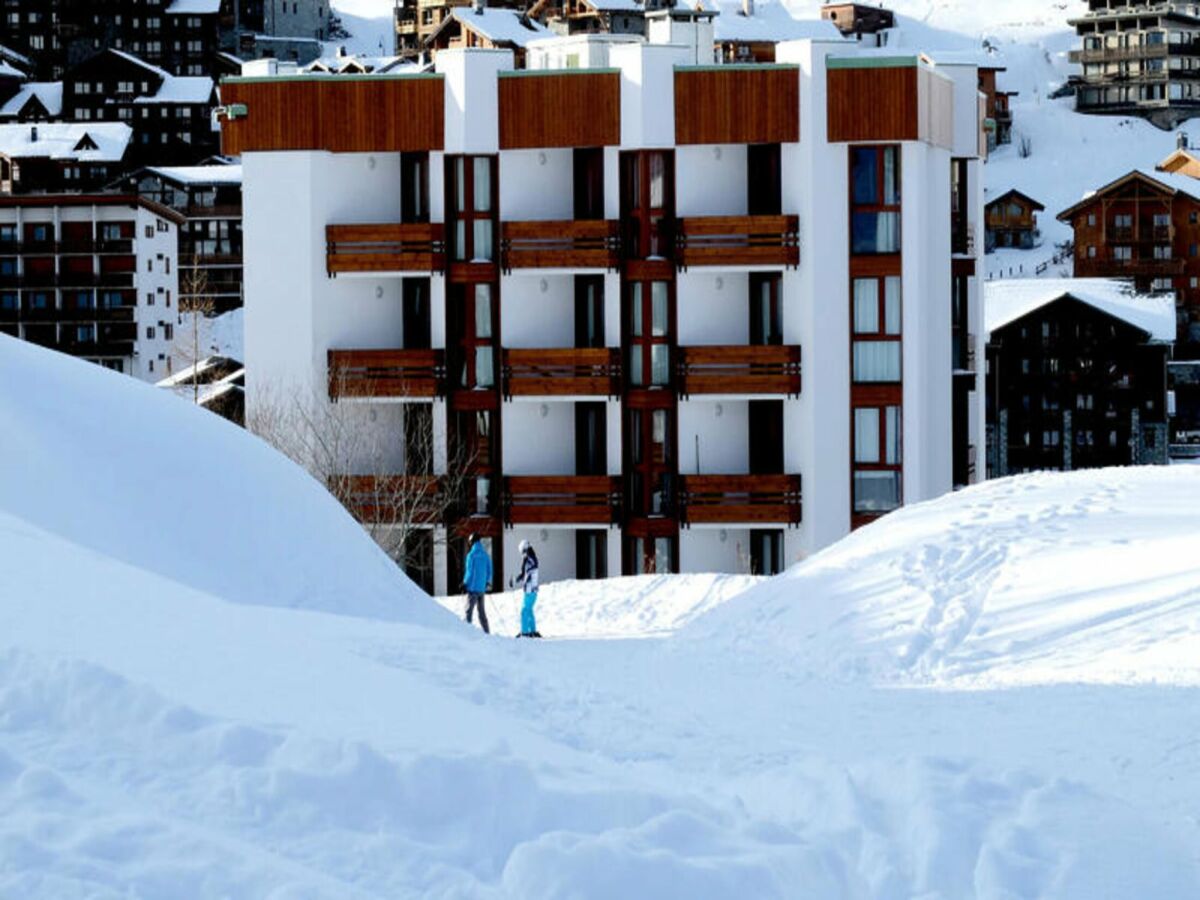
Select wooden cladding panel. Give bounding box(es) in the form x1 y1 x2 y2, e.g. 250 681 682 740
220 77 444 155
498 72 620 149
675 67 799 145
827 65 918 143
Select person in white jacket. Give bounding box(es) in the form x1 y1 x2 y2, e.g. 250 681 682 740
515 540 540 638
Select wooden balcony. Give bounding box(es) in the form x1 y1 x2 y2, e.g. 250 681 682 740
1100 257 1187 277
679 474 802 525
326 223 445 275
331 474 443 522
504 476 621 525
500 219 620 271
676 215 800 269
677 345 801 396
503 347 621 398
327 349 445 399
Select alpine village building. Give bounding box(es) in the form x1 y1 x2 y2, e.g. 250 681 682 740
218 35 989 591
985 189 1043 252
985 279 1173 475
1069 0 1200 128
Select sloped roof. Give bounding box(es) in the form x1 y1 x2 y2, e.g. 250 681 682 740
0 82 63 118
0 122 132 162
133 75 215 104
1058 169 1200 221
985 189 1045 212
146 164 243 186
165 0 222 12
714 0 843 42
102 49 171 81
1156 147 1200 177
985 278 1176 343
444 8 553 48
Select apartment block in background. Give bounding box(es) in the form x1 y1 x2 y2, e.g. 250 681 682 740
221 39 987 592
0 194 181 380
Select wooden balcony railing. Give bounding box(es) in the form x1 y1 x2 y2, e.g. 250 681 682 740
1101 257 1187 276
500 219 620 272
504 475 621 525
330 474 443 522
680 474 802 525
503 347 621 398
326 223 445 275
677 345 801 396
327 348 445 399
676 215 800 269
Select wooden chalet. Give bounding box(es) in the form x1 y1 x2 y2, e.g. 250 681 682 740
984 189 1044 252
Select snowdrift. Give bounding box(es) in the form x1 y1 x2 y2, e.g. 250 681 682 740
692 468 1200 686
0 334 440 624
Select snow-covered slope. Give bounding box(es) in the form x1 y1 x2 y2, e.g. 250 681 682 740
0 333 437 623
692 468 1200 686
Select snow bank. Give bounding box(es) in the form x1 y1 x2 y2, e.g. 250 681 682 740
441 573 761 639
0 334 438 623
691 468 1200 686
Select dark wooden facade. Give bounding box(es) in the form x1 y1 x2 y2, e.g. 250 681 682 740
674 66 800 145
986 295 1170 474
985 190 1043 252
827 61 919 143
498 72 620 149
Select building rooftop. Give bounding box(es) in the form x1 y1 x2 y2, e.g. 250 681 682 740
713 0 844 43
165 0 222 13
1058 168 1200 220
133 76 215 105
146 164 243 186
985 278 1177 343
0 122 132 162
447 8 553 48
0 82 64 118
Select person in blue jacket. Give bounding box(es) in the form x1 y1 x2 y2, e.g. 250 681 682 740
515 539 540 639
461 534 491 634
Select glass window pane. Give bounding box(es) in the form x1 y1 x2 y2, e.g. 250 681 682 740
651 344 670 385
474 287 491 339
473 220 493 261
853 342 901 382
854 407 880 463
629 413 643 463
630 284 643 338
884 277 902 334
886 405 902 465
883 147 900 205
654 537 672 573
652 409 667 450
475 346 494 388
649 153 664 208
473 157 491 212
651 282 668 336
629 347 644 386
853 278 878 333
854 471 900 513
455 157 465 212
876 212 900 252
851 147 878 204
454 221 466 261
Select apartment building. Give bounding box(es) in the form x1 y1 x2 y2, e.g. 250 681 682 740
0 193 181 380
0 122 133 194
985 279 1173 475
222 40 987 592
1070 0 1200 128
110 163 243 313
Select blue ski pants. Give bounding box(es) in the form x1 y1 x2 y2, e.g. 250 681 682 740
521 591 538 635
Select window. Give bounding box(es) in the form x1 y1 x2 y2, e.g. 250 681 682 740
1088 245 1097 258
449 283 495 389
1087 213 1096 227
625 406 672 518
163 324 173 341
576 531 608 580
573 148 605 220
850 146 901 254
626 535 675 575
620 150 674 259
852 276 902 382
853 405 902 515
747 144 781 216
400 152 430 224
750 273 782 346
446 155 496 262
1114 246 1132 261
147 326 156 339
626 281 671 387
575 275 605 349
403 278 432 349
750 530 784 576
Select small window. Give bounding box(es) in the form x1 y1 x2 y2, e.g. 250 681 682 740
145 225 154 238
147 326 156 339
147 259 153 272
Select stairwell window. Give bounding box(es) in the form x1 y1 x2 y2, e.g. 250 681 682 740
850 146 900 254
853 405 902 515
852 276 901 382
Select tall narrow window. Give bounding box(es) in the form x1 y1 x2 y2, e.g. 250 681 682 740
620 150 674 260
850 146 901 254
853 405 902 515
404 403 434 476
446 155 496 262
626 281 672 388
749 529 784 576
748 400 784 474
403 278 431 349
576 530 608 580
575 275 605 348
852 275 902 382
950 158 968 254
575 402 607 476
573 147 605 220
747 143 781 216
449 283 496 389
626 407 672 517
749 272 782 345
401 152 429 224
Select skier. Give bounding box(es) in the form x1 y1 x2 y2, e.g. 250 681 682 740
514 539 541 639
461 533 491 634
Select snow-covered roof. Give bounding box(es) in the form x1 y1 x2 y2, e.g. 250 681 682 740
0 43 32 69
134 76 215 105
165 0 222 13
713 0 843 43
446 8 552 48
583 0 643 12
0 59 24 80
146 164 243 186
1058 169 1200 220
104 49 171 81
0 82 63 118
985 279 1176 343
0 123 132 162
303 54 406 74
921 49 1006 70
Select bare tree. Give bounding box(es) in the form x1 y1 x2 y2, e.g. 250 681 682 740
177 256 217 404
247 372 477 587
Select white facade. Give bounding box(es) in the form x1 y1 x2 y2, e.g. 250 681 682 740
237 39 986 593
0 197 178 382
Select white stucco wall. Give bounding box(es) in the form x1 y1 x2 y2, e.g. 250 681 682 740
678 399 750 475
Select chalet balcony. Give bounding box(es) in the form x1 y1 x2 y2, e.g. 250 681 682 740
675 215 800 269
330 474 443 522
502 348 621 398
679 474 803 525
677 345 801 396
503 476 621 525
326 223 445 275
327 348 446 400
500 220 620 272
1102 257 1187 276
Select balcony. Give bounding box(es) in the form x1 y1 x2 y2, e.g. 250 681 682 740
675 215 799 269
1102 257 1187 276
327 349 446 400
1071 44 1168 64
677 345 801 396
500 220 620 272
503 476 621 525
679 474 802 525
326 223 445 275
502 348 621 398
331 474 443 522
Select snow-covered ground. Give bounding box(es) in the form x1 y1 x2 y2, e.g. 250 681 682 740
4 333 1200 897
